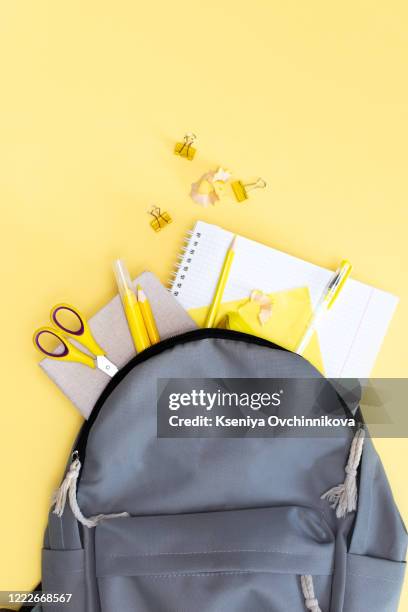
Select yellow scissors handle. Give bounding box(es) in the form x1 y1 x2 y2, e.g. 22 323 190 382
33 326 96 369
50 303 105 357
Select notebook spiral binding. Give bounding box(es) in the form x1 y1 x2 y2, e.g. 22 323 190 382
169 228 202 297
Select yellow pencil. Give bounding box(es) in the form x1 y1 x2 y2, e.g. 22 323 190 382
113 260 151 353
205 235 237 328
137 285 160 345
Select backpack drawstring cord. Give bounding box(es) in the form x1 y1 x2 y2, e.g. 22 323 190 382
321 427 365 518
301 575 322 612
52 454 129 528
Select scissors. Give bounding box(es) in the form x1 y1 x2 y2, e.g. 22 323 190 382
33 303 119 377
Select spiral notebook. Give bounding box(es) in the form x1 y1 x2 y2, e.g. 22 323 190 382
170 221 398 378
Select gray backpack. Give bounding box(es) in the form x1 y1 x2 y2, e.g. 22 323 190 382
24 330 408 611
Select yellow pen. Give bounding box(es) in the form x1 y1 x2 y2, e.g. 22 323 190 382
113 260 151 353
205 236 237 328
137 285 160 345
296 260 353 355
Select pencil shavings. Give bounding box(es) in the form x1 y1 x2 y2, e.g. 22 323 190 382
250 289 273 325
190 168 231 207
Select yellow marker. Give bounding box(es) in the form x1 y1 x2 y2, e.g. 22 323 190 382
137 285 160 345
296 259 353 355
113 260 150 353
205 236 237 328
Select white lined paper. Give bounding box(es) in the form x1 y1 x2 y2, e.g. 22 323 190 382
171 221 398 378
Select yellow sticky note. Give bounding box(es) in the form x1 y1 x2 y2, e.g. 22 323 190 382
236 287 324 374
188 287 325 375
189 299 245 328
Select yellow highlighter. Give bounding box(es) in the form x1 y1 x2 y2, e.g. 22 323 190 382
205 235 237 328
113 260 151 353
295 259 352 355
137 285 160 345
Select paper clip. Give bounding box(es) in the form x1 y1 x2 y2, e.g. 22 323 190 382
174 132 197 161
148 206 172 232
231 177 267 203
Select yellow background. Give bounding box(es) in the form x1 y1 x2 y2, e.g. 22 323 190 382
1 0 407 608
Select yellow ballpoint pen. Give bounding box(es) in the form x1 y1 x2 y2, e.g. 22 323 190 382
205 235 237 328
113 260 151 353
295 260 352 355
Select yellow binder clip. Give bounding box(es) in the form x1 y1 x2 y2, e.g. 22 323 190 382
149 206 172 232
174 133 197 160
231 177 267 203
